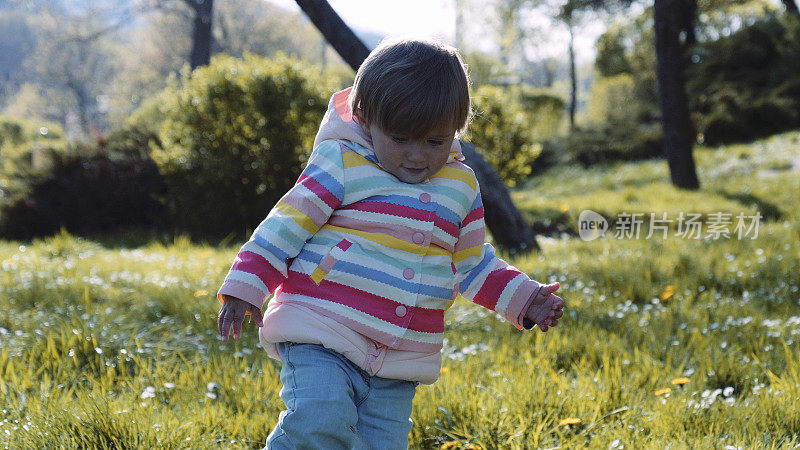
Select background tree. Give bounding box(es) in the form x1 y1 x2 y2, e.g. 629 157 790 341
654 0 700 189
137 0 214 69
17 2 124 139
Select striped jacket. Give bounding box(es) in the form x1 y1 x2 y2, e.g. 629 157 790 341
218 88 543 356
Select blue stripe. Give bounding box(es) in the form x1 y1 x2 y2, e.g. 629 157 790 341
262 220 307 249
433 203 460 228
252 232 290 262
460 244 493 290
348 175 399 194
303 163 344 201
296 248 324 265
336 261 452 299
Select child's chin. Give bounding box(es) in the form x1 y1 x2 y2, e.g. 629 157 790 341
396 168 428 183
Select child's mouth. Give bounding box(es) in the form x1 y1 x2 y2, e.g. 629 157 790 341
404 167 425 174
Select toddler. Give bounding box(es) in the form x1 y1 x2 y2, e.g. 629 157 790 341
217 38 564 449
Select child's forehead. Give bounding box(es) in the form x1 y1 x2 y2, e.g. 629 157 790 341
382 122 457 139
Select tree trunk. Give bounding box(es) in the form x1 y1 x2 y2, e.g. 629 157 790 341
299 0 540 252
187 0 213 69
294 0 370 72
461 142 540 252
782 0 800 19
653 0 700 189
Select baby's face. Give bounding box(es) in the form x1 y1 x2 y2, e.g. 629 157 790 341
367 123 456 184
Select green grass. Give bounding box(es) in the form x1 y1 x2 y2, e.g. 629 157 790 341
2 131 800 449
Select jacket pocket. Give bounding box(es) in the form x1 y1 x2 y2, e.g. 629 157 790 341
310 239 353 285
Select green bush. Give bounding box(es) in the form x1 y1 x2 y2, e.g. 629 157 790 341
0 115 68 210
687 14 800 144
0 146 164 240
564 74 662 166
564 123 663 167
466 85 544 185
151 53 335 238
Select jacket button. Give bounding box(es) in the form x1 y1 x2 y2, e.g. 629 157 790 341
403 268 415 279
419 193 431 203
412 232 425 244
395 305 407 317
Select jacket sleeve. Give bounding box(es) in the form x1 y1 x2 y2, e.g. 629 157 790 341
452 181 542 329
217 140 345 309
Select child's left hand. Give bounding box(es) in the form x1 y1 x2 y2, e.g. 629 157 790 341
524 282 564 332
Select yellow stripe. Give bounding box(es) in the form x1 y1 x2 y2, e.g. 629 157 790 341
342 152 381 169
274 201 319 235
322 224 450 257
311 268 327 285
445 293 464 310
452 245 481 264
431 165 476 190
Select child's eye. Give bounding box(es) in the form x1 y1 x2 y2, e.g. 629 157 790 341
427 140 445 146
392 136 408 144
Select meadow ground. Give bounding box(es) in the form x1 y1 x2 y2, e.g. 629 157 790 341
1 132 799 449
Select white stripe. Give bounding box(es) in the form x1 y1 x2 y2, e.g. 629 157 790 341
226 270 270 295
494 272 526 316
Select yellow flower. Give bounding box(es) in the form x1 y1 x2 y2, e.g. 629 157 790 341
559 417 582 426
655 387 672 396
194 290 209 297
559 204 570 213
671 377 690 386
465 445 482 450
441 441 459 449
660 285 675 301
441 366 450 374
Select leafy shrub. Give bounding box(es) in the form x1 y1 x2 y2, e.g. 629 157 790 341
687 14 800 144
151 53 335 238
564 123 663 167
0 147 164 240
0 115 68 210
466 85 545 185
565 74 662 166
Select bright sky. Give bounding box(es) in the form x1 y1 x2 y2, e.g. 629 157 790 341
266 0 607 64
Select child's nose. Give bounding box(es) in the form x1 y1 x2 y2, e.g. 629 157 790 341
406 143 426 162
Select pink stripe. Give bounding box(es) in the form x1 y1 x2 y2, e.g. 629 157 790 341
298 174 341 209
281 272 444 333
455 228 484 250
230 250 285 292
286 301 442 353
434 215 459 238
282 191 329 228
463 206 484 227
218 279 268 309
318 254 337 272
328 215 420 245
430 235 455 252
342 201 431 222
336 239 352 250
472 266 521 311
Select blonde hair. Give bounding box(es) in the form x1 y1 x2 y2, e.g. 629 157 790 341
350 38 472 139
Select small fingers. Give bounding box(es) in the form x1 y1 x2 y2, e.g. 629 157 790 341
232 309 246 339
219 308 234 342
541 282 560 296
249 305 264 327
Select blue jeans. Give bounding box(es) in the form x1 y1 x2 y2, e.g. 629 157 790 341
265 342 418 450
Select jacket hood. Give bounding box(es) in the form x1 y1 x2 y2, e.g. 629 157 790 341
313 87 464 162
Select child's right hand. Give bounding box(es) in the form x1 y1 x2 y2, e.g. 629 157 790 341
217 295 264 341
